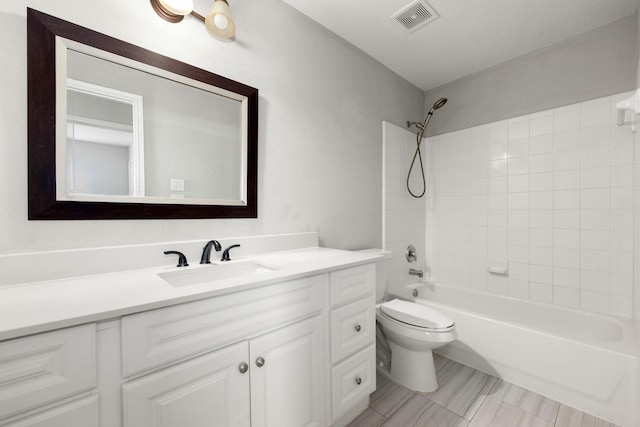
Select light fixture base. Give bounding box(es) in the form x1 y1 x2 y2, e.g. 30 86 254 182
150 0 185 23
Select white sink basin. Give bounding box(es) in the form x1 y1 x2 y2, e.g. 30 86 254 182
159 261 280 287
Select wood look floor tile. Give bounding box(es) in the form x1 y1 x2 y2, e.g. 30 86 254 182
468 396 553 427
345 408 386 427
426 361 497 420
489 379 560 422
370 375 413 417
381 395 469 427
555 405 619 427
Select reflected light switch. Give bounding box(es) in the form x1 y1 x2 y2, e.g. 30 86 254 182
170 178 185 191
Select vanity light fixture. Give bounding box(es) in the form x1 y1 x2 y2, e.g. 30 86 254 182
150 0 236 41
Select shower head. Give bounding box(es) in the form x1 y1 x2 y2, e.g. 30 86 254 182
428 97 447 114
406 97 448 132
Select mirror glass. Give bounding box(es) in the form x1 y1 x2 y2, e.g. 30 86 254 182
28 9 258 220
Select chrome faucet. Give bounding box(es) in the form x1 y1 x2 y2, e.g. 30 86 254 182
200 240 222 264
409 268 423 278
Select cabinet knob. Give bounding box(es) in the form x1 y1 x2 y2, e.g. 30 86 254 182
256 356 265 367
354 324 362 332
238 362 248 374
355 377 362 385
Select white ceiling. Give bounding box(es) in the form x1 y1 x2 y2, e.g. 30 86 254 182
282 0 639 91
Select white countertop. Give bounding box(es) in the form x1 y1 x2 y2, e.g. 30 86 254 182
0 247 380 341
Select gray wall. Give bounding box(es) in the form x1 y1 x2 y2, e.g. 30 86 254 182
0 0 423 252
423 15 639 135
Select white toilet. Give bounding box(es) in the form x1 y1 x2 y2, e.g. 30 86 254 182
361 249 457 393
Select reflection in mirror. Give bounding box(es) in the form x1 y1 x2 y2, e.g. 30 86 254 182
27 8 258 220
62 47 244 203
66 78 144 197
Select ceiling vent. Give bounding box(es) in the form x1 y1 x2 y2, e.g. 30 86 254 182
392 1 439 33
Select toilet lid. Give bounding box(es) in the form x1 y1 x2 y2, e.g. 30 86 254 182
380 299 455 330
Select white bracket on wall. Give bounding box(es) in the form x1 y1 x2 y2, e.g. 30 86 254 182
615 88 640 132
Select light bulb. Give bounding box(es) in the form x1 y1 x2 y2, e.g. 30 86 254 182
213 13 229 30
158 0 193 15
205 0 236 39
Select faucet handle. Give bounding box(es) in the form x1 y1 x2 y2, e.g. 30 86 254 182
164 250 189 267
221 244 241 261
406 245 417 263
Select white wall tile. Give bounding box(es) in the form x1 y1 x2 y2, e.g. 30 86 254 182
554 210 580 229
529 210 553 228
554 229 580 249
554 170 580 190
508 138 530 158
580 124 610 148
530 282 553 303
554 248 580 268
530 134 554 154
529 229 553 247
529 246 553 265
554 190 580 209
580 270 610 293
580 97 611 127
530 173 554 191
581 146 611 168
553 267 579 288
554 129 580 152
554 106 581 133
530 154 554 173
580 167 610 189
530 114 554 137
530 264 553 284
554 150 580 170
388 94 637 318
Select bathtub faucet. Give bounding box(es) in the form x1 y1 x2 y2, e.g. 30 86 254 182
409 268 424 278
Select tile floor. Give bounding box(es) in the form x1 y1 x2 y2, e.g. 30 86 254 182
347 354 619 427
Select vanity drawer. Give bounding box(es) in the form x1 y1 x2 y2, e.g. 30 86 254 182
330 264 375 307
330 296 375 362
5 395 99 427
0 324 96 420
121 275 325 376
330 345 376 421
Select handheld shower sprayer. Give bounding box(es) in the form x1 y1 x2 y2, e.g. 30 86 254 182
406 98 447 198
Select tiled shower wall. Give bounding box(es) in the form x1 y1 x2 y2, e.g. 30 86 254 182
422 91 638 318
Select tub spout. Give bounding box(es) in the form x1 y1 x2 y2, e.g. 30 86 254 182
409 268 423 278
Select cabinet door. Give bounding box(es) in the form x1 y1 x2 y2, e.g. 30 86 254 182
123 341 250 427
250 316 324 427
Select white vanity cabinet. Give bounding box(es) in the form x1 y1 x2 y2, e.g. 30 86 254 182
121 276 326 427
0 250 379 427
0 324 99 427
327 265 377 424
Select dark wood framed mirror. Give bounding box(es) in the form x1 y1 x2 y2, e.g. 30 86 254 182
28 8 258 220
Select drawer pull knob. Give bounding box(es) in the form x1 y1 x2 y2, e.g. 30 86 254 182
354 324 362 332
238 362 249 374
256 356 265 367
355 377 362 385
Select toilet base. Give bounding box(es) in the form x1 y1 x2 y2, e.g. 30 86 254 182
388 342 438 393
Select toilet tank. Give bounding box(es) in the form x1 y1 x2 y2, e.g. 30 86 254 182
357 249 392 302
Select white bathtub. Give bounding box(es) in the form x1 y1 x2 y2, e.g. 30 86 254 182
390 282 639 427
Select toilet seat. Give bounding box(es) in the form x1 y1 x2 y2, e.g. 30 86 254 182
380 299 455 331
